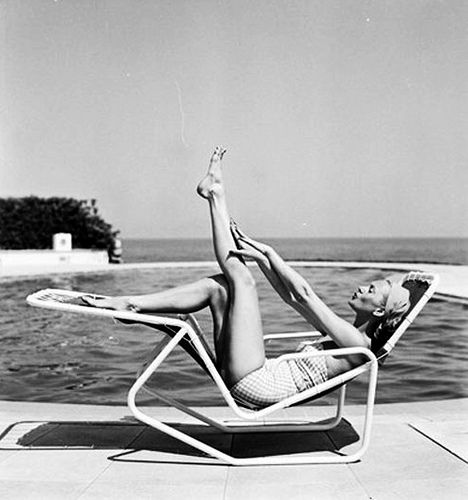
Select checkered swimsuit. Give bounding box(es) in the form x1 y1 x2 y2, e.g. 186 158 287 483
230 343 328 409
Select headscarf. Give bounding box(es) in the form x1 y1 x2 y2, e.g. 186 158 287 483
384 280 410 315
372 279 411 352
382 279 411 330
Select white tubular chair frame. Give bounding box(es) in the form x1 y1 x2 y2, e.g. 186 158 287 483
26 271 438 466
127 321 378 465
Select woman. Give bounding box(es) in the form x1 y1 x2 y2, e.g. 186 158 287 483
84 147 410 408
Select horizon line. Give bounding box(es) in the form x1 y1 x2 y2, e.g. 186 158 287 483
121 235 468 240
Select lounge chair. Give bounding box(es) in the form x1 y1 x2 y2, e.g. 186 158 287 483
26 271 439 465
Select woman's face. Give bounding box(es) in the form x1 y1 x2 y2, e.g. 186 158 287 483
348 279 391 315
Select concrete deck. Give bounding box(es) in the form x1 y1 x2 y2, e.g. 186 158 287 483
1 260 468 304
0 399 467 499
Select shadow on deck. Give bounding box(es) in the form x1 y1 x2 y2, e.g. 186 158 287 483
0 418 359 463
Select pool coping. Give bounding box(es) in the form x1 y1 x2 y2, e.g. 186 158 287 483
2 259 468 304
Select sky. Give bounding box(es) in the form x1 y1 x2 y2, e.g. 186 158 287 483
1 0 467 239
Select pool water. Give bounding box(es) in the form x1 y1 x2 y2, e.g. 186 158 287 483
1 266 467 406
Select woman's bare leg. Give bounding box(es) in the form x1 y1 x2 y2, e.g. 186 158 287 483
83 275 230 362
197 147 265 386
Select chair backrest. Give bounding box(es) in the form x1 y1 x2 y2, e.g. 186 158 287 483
374 271 439 364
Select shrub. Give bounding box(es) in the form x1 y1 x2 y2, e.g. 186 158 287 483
0 196 119 249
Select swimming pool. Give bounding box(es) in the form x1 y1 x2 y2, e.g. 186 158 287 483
1 266 467 406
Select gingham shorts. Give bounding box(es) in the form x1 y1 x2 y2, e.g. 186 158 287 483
230 344 328 409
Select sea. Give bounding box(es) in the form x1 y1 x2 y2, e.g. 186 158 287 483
1 237 467 407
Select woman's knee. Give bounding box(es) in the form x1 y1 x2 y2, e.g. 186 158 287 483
228 266 256 289
207 274 229 309
207 269 256 304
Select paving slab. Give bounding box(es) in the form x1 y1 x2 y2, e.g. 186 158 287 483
0 401 132 422
0 479 90 500
349 435 467 497
362 397 468 421
225 464 367 500
0 449 112 482
365 476 468 500
409 419 468 463
0 449 18 463
0 399 467 500
78 461 229 500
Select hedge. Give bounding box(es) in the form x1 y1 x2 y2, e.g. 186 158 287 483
0 196 118 250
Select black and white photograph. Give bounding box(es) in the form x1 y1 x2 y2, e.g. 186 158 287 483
1 1 467 499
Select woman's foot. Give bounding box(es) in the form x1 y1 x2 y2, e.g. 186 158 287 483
81 295 138 312
197 146 227 198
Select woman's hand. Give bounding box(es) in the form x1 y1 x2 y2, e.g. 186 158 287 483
229 219 271 264
229 247 268 265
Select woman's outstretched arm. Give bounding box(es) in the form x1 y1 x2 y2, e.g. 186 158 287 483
267 246 369 348
231 225 369 350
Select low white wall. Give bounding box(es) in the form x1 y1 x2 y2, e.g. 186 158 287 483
0 250 108 268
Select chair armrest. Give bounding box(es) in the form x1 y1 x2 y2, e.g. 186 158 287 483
264 331 323 342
